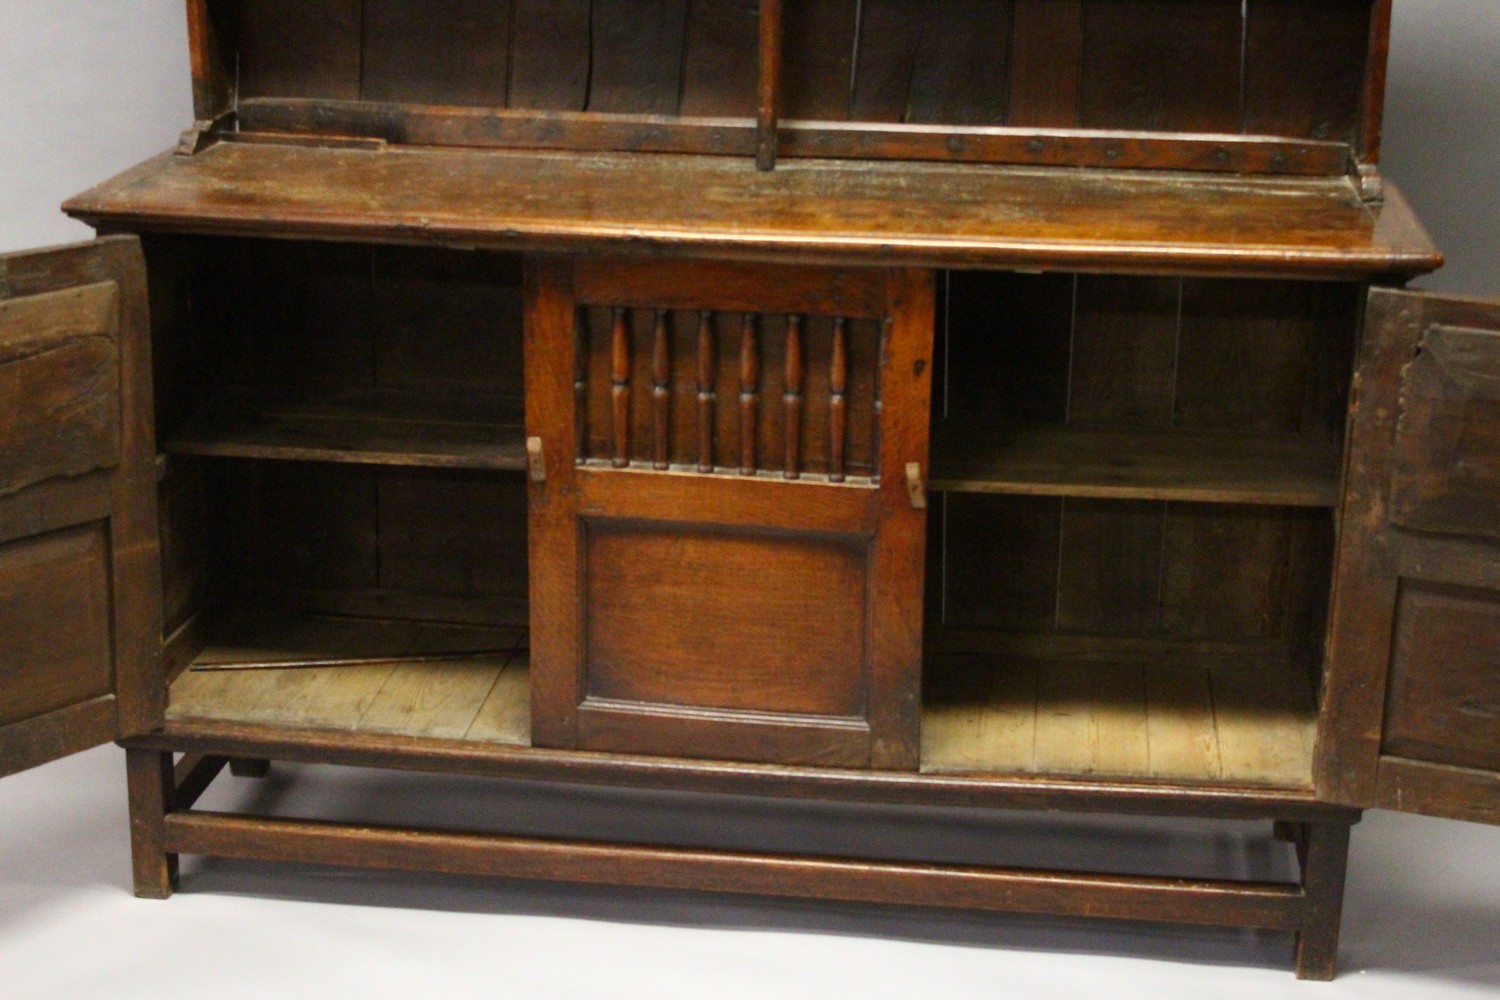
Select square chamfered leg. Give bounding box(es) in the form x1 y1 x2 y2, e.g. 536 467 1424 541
1293 818 1355 981
125 747 177 899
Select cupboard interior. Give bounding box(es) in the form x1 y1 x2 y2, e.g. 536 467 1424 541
207 0 1373 159
149 237 1356 787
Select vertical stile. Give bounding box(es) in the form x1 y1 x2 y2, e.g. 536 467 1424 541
574 305 589 461
829 316 848 482
783 314 804 479
697 311 716 472
756 0 783 170
872 316 889 483
739 312 759 475
652 309 671 470
611 306 631 468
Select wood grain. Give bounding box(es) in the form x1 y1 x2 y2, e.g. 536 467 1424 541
65 145 1443 280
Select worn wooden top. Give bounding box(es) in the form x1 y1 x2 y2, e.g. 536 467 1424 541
65 142 1442 278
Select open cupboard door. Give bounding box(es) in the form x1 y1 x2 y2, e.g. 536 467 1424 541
525 258 932 769
0 237 162 779
1318 287 1500 824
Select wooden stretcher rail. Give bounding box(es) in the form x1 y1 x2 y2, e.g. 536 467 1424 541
163 810 1308 931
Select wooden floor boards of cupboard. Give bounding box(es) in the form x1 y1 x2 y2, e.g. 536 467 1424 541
923 657 1317 788
169 656 530 744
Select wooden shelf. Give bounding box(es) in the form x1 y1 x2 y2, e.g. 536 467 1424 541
930 424 1343 507
167 609 530 743
65 142 1442 279
163 389 526 470
922 654 1318 789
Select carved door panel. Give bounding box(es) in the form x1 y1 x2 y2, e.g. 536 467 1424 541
1318 287 1500 823
0 237 162 780
526 258 932 768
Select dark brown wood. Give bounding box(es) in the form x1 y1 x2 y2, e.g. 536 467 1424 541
162 390 527 470
229 97 1354 175
1319 288 1500 823
829 317 847 482
1389 324 1500 540
903 0 1011 126
363 0 511 106
1245 0 1369 145
508 0 591 111
610 307 631 468
163 809 1308 930
1360 0 1394 164
67 145 1443 280
0 237 162 780
1293 821 1353 981
756 0 783 169
696 312 716 472
1375 757 1500 826
1008 0 1082 127
526 260 927 767
783 314 803 478
589 0 689 115
126 748 177 899
1080 0 1241 133
1381 581 1500 773
233 0 362 100
186 0 234 122
740 313 759 474
524 257 582 749
681 0 761 118
0 697 117 780
781 0 856 122
651 310 672 469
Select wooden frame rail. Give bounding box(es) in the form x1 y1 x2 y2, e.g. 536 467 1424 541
227 98 1352 178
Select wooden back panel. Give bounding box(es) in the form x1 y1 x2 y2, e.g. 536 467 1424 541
190 0 1385 172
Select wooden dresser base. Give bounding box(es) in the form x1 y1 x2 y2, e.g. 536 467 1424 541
121 741 1357 980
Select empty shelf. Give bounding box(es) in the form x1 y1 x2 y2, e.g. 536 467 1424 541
163 389 527 470
930 424 1343 507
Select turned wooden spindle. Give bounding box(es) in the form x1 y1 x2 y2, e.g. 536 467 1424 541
783 314 803 479
739 312 759 475
611 306 630 468
574 305 589 460
652 310 671 470
696 311 716 473
829 316 847 482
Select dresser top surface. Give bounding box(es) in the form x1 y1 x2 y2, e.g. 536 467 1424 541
66 142 1441 279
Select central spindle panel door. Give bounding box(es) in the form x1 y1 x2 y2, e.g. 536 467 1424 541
525 258 932 768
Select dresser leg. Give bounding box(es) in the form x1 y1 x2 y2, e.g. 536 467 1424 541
125 748 178 899
1293 818 1353 980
